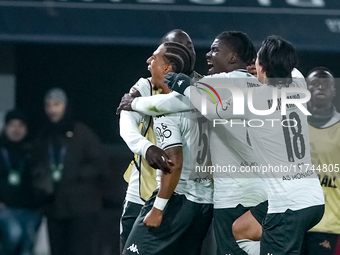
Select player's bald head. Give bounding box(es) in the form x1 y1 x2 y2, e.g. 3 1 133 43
307 67 334 81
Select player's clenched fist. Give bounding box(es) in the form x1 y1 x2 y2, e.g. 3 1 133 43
164 72 190 95
143 207 163 227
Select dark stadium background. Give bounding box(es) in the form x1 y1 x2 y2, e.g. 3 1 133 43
13 46 340 144
1 0 340 253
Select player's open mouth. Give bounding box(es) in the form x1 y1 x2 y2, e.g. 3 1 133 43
207 61 213 71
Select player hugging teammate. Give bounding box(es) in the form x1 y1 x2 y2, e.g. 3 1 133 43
117 30 325 255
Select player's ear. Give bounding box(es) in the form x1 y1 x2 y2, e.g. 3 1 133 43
229 52 238 64
165 64 174 74
258 65 265 77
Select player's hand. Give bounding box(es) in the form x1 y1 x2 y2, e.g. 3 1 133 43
164 72 191 95
247 64 257 77
116 90 141 115
146 145 173 174
143 207 163 227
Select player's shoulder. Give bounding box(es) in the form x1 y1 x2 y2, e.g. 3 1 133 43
153 113 184 132
322 111 340 128
228 69 254 79
154 111 190 123
198 72 227 82
290 68 307 88
291 68 304 79
334 111 340 121
130 77 152 97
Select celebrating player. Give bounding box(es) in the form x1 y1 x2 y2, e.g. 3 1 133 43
118 29 197 253
123 41 213 255
167 35 325 255
118 31 268 255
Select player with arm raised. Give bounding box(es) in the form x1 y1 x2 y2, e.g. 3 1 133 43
118 30 197 253
119 31 268 255
123 41 213 255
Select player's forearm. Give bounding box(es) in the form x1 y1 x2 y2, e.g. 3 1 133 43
157 166 182 200
132 93 191 116
120 111 153 157
156 146 183 200
184 86 221 120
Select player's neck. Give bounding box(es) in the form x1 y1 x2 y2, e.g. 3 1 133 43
229 62 247 73
308 103 334 119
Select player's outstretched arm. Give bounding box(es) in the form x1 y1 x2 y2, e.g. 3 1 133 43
131 92 191 116
165 72 222 120
143 146 182 227
184 86 221 121
116 90 191 116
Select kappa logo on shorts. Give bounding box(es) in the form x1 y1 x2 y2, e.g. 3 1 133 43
319 240 331 249
177 80 184 87
127 244 140 254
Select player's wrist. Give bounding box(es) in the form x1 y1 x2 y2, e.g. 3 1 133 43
131 97 138 111
153 196 169 211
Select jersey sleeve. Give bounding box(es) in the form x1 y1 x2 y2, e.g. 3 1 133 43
184 86 220 121
132 92 191 116
183 72 252 121
130 78 152 97
119 110 154 158
291 68 307 88
215 87 252 120
153 115 182 151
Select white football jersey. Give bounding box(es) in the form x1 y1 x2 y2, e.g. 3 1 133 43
153 109 213 204
210 70 325 213
120 78 154 205
195 70 267 208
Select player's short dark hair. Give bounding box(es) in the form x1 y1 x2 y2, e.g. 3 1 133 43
216 31 256 66
257 35 298 86
163 42 194 75
306 66 334 78
161 29 196 72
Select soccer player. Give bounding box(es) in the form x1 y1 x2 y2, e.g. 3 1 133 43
123 41 213 255
118 31 268 255
167 35 325 255
301 67 340 255
118 29 197 253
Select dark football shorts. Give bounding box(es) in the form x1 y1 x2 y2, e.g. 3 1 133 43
123 190 213 255
260 204 324 255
